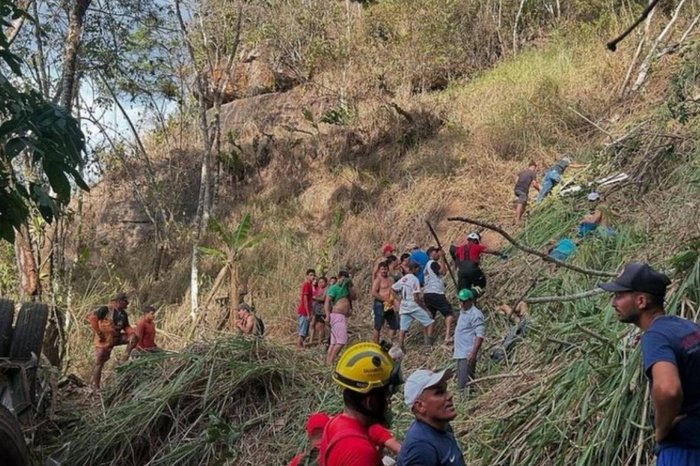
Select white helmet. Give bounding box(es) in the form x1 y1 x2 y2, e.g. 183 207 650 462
467 232 481 241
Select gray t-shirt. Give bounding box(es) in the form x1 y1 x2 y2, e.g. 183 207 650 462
514 168 536 193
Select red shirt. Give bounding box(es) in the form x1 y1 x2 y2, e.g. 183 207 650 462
135 318 156 349
297 281 313 317
468 243 487 262
320 414 382 466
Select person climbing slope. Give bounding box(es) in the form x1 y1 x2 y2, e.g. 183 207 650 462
449 232 505 294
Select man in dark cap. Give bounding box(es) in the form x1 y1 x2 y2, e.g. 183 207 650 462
88 292 138 390
599 263 700 466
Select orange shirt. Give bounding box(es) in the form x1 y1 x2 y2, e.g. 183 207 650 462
88 313 115 348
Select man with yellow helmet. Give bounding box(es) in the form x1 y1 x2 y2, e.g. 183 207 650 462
319 342 400 466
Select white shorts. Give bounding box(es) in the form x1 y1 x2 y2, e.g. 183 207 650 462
400 308 434 331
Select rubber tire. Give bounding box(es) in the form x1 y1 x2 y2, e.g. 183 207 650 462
9 303 49 360
0 299 14 357
0 404 30 466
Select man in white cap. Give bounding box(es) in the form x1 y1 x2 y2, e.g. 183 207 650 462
397 368 465 466
577 192 603 237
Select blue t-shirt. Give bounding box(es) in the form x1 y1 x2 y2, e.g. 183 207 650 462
409 250 429 286
397 420 465 466
641 315 700 450
549 238 576 262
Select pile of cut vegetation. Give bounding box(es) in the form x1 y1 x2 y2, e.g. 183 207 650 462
55 338 341 466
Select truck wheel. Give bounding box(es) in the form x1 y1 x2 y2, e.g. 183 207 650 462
10 303 49 360
0 404 30 466
0 299 14 357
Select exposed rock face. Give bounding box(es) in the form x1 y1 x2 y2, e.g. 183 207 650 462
205 45 300 106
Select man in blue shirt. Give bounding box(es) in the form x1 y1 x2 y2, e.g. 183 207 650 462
599 262 700 466
408 245 429 286
398 368 465 466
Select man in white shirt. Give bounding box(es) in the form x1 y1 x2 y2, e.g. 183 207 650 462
423 247 455 344
392 261 435 350
453 288 485 394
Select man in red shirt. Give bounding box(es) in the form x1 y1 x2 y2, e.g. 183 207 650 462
319 342 397 466
297 268 316 349
449 232 505 294
134 306 158 353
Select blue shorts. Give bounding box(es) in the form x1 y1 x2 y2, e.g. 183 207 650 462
399 307 434 331
657 447 700 466
373 300 399 331
297 315 309 337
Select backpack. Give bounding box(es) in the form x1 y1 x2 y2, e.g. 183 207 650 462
254 316 265 336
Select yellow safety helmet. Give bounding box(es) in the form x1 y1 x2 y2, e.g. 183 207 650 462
333 342 394 393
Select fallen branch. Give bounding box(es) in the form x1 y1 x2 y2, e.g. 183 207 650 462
525 288 606 304
447 216 616 277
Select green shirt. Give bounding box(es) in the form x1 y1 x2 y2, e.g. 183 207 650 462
326 280 351 305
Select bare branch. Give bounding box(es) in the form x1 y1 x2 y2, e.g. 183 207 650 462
447 216 617 277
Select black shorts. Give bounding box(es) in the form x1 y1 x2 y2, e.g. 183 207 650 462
423 293 454 318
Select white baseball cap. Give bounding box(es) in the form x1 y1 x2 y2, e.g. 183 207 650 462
467 232 480 241
404 368 453 407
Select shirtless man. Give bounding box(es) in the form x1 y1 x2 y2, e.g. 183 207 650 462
325 271 357 365
371 262 399 343
372 243 396 280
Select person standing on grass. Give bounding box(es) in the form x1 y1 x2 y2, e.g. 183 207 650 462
423 247 455 344
514 161 540 226
449 232 505 294
297 269 316 349
599 262 700 466
311 276 328 346
398 368 465 466
371 261 399 343
134 305 158 353
453 288 485 394
392 261 434 350
320 342 396 466
325 271 356 364
88 292 138 390
409 244 429 286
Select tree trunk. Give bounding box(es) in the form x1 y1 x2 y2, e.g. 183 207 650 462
14 224 40 299
57 0 91 109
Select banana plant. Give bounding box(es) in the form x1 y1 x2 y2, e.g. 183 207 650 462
198 213 265 330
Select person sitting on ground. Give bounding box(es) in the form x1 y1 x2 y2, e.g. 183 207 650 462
311 276 328 346
514 161 541 226
578 192 603 237
296 268 316 349
372 262 399 344
398 368 465 466
88 292 138 390
453 289 485 394
319 342 397 466
288 412 331 466
134 305 158 354
236 302 259 336
372 243 396 280
449 232 505 293
325 271 357 365
392 261 435 350
408 244 429 286
423 247 455 344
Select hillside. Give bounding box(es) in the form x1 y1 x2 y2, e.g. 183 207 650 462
21 1 700 465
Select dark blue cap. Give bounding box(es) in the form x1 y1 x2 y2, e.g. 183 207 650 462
598 262 670 298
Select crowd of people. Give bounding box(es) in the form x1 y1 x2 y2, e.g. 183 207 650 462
84 155 700 466
288 262 699 466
